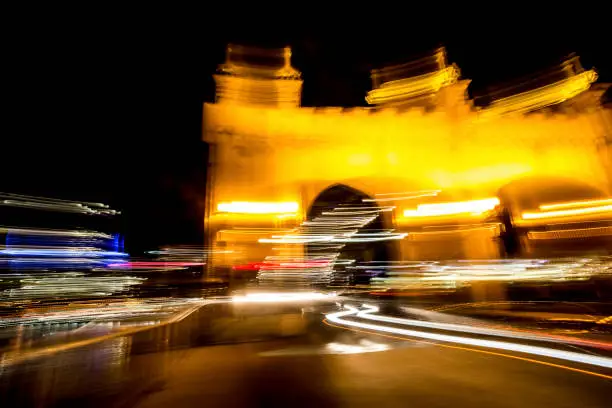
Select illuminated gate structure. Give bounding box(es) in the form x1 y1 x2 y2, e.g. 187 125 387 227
203 45 612 274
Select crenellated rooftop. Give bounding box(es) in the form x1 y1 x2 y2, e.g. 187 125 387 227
212 45 605 117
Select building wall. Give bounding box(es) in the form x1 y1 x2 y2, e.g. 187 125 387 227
203 90 612 267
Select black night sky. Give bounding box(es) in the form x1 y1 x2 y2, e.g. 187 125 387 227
4 7 611 254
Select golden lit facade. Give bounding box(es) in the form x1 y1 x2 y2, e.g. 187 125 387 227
203 45 612 272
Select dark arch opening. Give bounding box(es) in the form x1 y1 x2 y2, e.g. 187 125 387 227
306 184 394 285
308 184 372 219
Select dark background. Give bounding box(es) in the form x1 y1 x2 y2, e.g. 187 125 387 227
4 7 611 254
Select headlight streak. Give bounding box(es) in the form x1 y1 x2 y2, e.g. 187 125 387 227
107 261 205 270
254 254 341 287
255 201 405 287
0 272 145 301
367 257 612 289
0 193 119 215
259 203 403 245
325 305 612 369
1 210 126 272
0 248 128 257
0 227 113 239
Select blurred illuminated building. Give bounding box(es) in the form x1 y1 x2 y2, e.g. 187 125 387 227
203 45 612 277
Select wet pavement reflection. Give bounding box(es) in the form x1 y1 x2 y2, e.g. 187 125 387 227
2 297 612 408
0 300 349 407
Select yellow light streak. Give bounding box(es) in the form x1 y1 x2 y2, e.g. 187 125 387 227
403 197 500 218
522 205 612 220
539 198 612 211
217 201 299 214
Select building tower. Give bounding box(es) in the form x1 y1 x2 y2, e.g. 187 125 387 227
366 47 462 109
214 44 303 108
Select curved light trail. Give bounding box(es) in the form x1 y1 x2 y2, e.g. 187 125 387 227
325 305 612 369
355 305 612 350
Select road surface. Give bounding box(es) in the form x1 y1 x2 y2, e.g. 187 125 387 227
1 299 610 408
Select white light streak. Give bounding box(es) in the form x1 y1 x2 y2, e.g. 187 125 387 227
355 305 612 350
326 305 612 369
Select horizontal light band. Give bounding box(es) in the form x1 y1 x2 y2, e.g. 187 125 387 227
404 197 500 218
217 201 299 214
539 198 612 211
522 205 612 220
